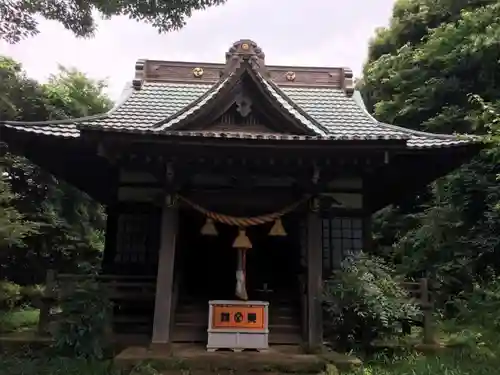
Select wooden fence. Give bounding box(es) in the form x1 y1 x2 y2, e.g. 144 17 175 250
37 271 434 344
401 278 435 344
37 270 156 336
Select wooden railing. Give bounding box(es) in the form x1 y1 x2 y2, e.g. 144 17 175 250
37 270 156 336
37 271 435 345
401 278 434 344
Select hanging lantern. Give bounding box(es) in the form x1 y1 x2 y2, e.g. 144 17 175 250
269 218 287 236
233 228 252 249
201 217 218 236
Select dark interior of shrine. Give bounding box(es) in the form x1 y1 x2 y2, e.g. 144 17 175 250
176 209 303 303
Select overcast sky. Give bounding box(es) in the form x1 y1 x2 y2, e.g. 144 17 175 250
0 0 395 100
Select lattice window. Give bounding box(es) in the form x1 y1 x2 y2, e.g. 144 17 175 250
322 217 363 276
115 213 156 264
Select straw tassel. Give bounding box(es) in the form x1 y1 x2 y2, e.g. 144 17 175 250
235 249 248 300
233 228 252 249
201 217 218 236
269 218 287 236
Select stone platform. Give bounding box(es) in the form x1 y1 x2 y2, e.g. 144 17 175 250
115 344 327 373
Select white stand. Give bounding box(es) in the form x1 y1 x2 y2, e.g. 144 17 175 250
207 300 269 352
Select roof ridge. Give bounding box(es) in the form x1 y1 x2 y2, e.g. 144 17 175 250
2 83 135 128
351 91 473 140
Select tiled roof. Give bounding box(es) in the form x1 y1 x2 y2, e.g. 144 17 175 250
2 78 475 149
149 64 328 136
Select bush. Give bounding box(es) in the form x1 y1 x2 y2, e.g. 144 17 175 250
0 281 22 310
0 308 39 333
53 278 112 359
323 252 420 350
20 285 45 307
452 278 500 331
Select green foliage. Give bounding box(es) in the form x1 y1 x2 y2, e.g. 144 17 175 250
323 253 420 350
342 281 500 375
0 281 22 309
0 307 39 333
53 279 112 359
0 56 108 285
43 66 112 119
0 281 45 310
363 1 500 133
0 172 38 248
344 347 500 375
452 278 500 330
361 0 500 314
0 355 171 375
0 356 119 375
0 0 227 43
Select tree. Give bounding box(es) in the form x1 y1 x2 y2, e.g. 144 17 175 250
0 0 227 44
363 1 500 133
0 172 38 248
0 57 110 284
361 0 500 305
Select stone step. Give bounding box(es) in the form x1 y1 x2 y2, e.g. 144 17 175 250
114 344 327 373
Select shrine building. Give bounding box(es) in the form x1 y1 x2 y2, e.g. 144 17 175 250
0 40 479 351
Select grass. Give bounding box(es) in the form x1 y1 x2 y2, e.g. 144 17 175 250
0 356 120 375
0 308 39 333
343 349 500 375
341 322 500 375
2 308 499 375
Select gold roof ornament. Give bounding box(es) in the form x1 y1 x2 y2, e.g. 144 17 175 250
286 71 296 82
192 67 204 78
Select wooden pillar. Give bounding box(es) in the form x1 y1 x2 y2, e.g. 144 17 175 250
102 167 119 274
38 269 56 336
102 204 118 274
306 208 323 351
151 196 178 349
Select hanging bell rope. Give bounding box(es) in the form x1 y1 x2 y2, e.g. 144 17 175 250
177 195 309 301
177 195 309 230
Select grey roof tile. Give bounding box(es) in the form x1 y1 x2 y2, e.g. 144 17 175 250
2 78 477 149
254 72 328 136
282 87 408 139
154 76 232 130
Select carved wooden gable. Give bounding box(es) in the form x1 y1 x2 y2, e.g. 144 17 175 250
167 40 320 136
196 77 306 135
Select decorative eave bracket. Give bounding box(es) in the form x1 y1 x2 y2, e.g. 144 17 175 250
132 60 146 90
341 67 355 97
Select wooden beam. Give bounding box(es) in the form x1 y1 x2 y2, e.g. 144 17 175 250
306 205 323 351
151 197 178 349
